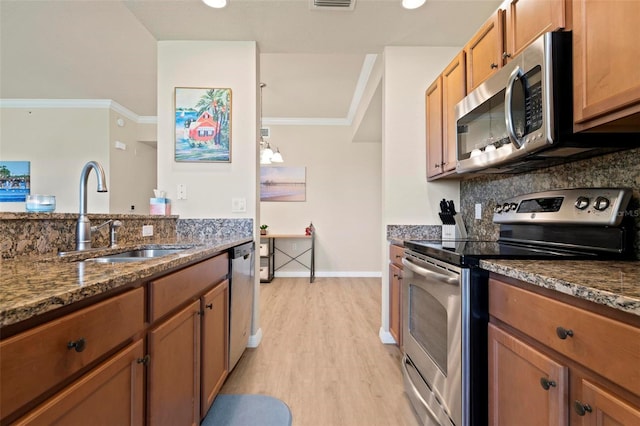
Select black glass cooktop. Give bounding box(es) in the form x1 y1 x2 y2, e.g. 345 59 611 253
404 239 600 267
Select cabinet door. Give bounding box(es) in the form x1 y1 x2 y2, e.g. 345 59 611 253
465 10 504 92
504 0 566 60
442 51 466 173
489 323 568 426
201 280 229 419
14 340 144 426
573 379 640 425
389 263 402 347
573 0 640 128
148 300 201 426
426 76 443 179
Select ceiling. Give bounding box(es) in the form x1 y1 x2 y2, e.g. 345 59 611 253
0 0 502 127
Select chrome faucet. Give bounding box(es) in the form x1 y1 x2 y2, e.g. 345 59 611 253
76 161 108 250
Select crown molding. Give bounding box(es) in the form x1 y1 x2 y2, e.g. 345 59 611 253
0 98 152 124
0 54 376 128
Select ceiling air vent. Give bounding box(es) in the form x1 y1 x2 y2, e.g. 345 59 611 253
310 0 356 11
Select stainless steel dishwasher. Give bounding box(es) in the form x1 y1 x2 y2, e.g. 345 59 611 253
229 241 255 371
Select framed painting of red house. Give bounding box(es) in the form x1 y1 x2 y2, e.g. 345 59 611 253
175 87 232 162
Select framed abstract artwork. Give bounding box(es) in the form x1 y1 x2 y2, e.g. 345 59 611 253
0 161 30 202
175 87 232 162
260 166 306 202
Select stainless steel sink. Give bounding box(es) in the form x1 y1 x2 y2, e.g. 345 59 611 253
84 248 187 263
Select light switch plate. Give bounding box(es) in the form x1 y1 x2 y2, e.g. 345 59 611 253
177 184 187 200
142 225 154 237
475 203 482 220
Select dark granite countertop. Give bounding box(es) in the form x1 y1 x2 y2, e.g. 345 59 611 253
480 259 640 316
0 236 253 328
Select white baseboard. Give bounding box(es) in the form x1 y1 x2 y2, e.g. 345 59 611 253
379 327 397 345
247 328 262 348
274 271 382 278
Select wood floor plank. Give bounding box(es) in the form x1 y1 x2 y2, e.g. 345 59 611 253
220 277 420 426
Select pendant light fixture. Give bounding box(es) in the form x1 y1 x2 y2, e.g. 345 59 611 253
202 0 228 8
402 0 426 9
259 83 284 165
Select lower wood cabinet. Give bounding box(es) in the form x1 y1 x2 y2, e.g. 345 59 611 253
489 276 640 425
488 323 568 425
388 243 403 347
148 299 202 426
0 251 232 425
14 339 145 426
201 280 230 418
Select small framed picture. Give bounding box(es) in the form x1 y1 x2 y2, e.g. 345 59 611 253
175 87 232 162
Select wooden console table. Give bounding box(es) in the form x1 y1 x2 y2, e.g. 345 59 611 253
260 233 315 283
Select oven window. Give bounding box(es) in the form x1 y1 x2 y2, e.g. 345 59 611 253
409 284 448 375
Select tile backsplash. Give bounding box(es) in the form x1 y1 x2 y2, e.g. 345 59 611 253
460 147 640 258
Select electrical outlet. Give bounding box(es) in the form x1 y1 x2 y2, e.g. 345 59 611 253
475 203 482 220
231 197 246 213
142 225 154 237
177 184 187 200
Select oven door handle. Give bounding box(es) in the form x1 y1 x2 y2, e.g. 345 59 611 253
402 258 459 285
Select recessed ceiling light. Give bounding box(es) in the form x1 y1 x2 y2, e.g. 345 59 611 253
203 0 228 8
402 0 426 9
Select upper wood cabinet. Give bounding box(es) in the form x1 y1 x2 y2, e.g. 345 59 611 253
426 51 466 180
465 10 505 93
572 0 640 131
503 0 567 62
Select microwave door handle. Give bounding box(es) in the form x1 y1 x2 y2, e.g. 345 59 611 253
402 258 459 285
505 66 525 149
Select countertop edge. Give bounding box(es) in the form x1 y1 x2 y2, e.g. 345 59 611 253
480 259 640 317
0 237 253 328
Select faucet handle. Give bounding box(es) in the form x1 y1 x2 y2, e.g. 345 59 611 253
110 220 123 248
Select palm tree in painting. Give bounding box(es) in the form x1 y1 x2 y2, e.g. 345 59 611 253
195 89 231 147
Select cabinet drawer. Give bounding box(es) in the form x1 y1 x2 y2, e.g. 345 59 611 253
14 339 144 426
489 278 640 395
0 287 144 420
149 253 228 323
389 244 404 266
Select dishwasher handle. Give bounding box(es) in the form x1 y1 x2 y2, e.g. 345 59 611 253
402 257 459 286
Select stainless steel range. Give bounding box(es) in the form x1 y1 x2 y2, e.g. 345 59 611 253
401 188 635 426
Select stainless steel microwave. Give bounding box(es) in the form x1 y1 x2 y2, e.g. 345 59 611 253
455 31 637 174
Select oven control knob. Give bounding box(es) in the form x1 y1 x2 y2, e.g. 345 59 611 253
575 196 590 210
593 196 610 211
503 203 511 212
510 203 518 211
494 205 503 213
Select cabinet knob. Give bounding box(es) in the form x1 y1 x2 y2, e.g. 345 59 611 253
539 377 556 390
435 163 440 168
67 337 86 353
136 355 150 365
502 52 512 59
556 326 574 340
574 401 593 416
205 303 213 310
490 63 498 69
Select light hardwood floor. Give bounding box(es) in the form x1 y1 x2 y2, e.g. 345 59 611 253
220 277 421 426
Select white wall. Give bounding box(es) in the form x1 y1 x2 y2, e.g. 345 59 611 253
0 107 111 213
260 125 382 275
157 41 258 221
380 46 462 342
108 110 157 214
